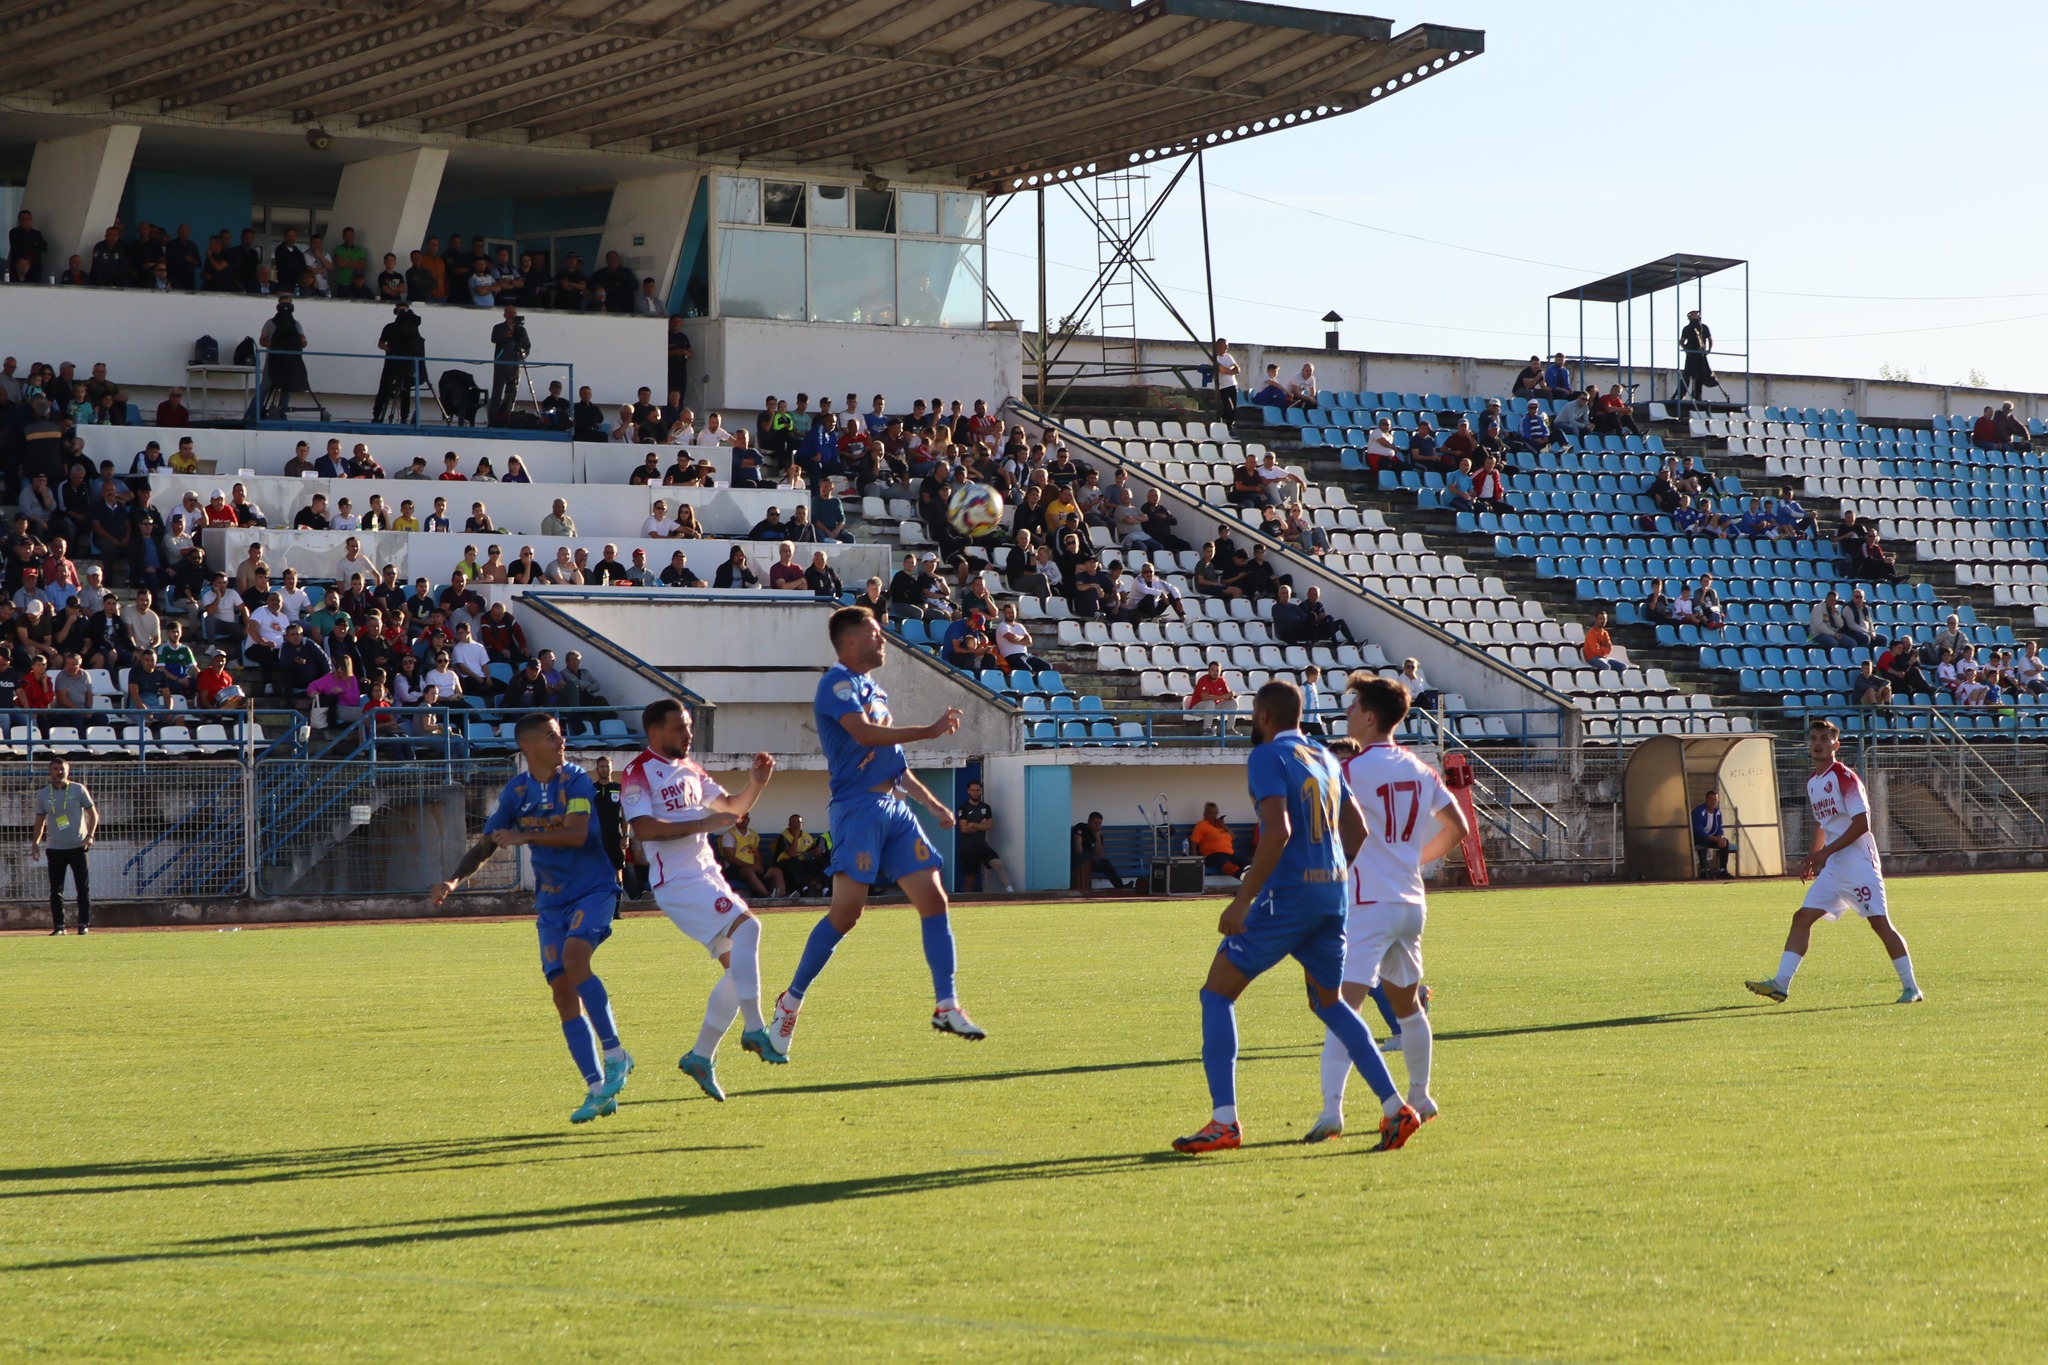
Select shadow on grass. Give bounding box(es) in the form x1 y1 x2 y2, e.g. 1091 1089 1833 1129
6 1148 1198 1271
632 1044 1318 1106
1435 1000 1886 1043
0 1133 741 1202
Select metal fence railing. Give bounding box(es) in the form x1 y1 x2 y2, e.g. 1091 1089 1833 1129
1 759 252 902
254 749 519 898
11 706 2048 903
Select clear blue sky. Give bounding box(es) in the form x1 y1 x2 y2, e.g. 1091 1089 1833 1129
986 0 2048 392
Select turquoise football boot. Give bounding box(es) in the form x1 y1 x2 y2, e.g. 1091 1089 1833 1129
678 1050 726 1101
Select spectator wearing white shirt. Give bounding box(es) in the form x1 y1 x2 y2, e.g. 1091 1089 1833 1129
1286 362 1319 411
1257 452 1307 500
1211 337 1240 422
993 602 1050 675
642 499 679 539
334 537 378 583
1299 663 1330 736
1398 656 1440 712
275 569 311 622
698 411 734 446
1364 417 1405 473
331 497 359 532
423 650 463 699
447 623 493 699
1121 562 1185 621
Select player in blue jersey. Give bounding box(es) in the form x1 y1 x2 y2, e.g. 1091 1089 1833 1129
431 712 634 1124
1172 679 1422 1155
766 605 985 1058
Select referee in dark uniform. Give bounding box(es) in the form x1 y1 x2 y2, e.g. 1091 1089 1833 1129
953 780 1014 894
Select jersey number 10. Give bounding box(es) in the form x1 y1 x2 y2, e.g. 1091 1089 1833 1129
1377 781 1422 842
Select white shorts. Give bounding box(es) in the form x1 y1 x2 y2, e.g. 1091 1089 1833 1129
650 871 751 957
1342 900 1426 989
1802 850 1888 921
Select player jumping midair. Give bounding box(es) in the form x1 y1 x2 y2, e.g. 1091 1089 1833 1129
1306 675 1470 1142
1746 717 1921 1005
621 697 781 1101
768 606 985 1059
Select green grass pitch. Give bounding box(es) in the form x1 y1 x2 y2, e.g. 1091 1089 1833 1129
6 875 2045 1362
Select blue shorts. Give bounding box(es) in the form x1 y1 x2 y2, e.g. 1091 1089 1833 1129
827 792 942 886
1218 893 1346 992
535 887 618 979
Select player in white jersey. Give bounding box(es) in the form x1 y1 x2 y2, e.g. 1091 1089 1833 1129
1746 717 1921 1005
1305 674 1471 1143
621 697 783 1101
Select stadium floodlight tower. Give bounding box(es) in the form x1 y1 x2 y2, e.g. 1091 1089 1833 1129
1547 255 1752 412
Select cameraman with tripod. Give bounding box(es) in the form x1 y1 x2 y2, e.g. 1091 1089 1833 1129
375 303 426 424
259 299 310 419
489 304 530 423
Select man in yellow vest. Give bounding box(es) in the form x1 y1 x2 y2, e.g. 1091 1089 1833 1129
718 813 787 900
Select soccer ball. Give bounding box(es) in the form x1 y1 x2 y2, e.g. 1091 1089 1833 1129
947 482 1005 537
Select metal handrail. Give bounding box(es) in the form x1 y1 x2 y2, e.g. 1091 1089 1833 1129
1922 703 2047 830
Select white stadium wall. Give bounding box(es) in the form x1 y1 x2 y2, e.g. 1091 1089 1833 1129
699 316 1023 412
544 595 1020 759
0 285 668 415
1050 335 2048 425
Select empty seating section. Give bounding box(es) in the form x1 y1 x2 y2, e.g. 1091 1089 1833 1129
1083 408 1735 742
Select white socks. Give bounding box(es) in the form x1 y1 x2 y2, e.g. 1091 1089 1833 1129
695 972 739 1059
728 917 765 1031
1775 950 1803 988
1892 954 1917 991
1317 1028 1351 1121
1212 1104 1237 1125
1397 1010 1433 1110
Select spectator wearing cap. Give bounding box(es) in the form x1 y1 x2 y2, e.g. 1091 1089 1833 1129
156 387 190 427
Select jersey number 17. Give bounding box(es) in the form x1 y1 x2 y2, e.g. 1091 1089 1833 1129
1376 781 1421 842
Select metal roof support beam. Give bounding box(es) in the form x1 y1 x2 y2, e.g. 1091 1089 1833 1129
385 38 643 129
45 10 289 98
146 12 451 111
504 50 812 141
252 28 560 121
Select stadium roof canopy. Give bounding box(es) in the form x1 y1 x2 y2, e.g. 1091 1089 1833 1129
1553 255 1747 304
7 0 1482 191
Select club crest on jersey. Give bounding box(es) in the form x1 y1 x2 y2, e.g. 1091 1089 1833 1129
714 896 733 914
833 681 854 699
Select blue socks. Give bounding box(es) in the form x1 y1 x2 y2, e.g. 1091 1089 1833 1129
920 913 957 1003
1368 983 1401 1036
1199 988 1239 1112
561 1018 602 1087
788 916 847 1000
1315 999 1397 1102
576 976 619 1049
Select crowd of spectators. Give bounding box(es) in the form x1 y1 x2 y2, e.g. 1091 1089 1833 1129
9 211 678 317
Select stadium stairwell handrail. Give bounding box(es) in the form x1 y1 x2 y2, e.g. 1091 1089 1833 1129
507 589 719 743
1011 401 1581 742
1922 703 2047 835
510 588 1025 751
